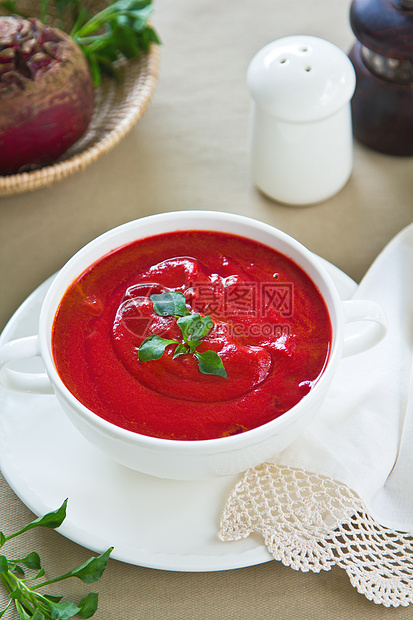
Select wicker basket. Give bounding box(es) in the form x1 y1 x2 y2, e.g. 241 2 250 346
0 1 160 196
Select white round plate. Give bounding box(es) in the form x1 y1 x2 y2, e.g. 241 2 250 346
0 260 357 572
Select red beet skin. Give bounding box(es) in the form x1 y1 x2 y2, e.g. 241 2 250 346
0 16 94 175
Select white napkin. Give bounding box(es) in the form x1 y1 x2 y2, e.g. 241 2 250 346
274 222 413 533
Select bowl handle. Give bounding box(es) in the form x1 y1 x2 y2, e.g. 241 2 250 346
342 299 387 357
0 336 54 394
0 302 387 393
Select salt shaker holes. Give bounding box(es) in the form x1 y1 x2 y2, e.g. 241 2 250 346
247 35 356 205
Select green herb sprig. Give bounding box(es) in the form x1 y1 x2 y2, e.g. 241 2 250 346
0 500 112 619
70 0 161 86
138 292 227 378
0 0 161 86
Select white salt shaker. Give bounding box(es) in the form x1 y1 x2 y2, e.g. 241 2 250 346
247 35 356 206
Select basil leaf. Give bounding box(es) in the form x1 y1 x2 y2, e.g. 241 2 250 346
9 586 23 601
45 599 80 619
196 315 214 339
194 351 227 378
138 290 228 379
6 500 68 542
188 340 202 354
0 503 110 620
150 292 190 317
172 344 188 359
29 500 67 529
43 595 63 603
11 564 24 577
177 314 213 342
77 592 99 619
176 314 198 342
138 335 178 361
67 548 112 584
16 552 41 571
34 568 45 579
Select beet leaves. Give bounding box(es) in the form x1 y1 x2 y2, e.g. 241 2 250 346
0 0 161 85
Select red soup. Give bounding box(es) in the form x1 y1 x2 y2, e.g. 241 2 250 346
52 230 332 441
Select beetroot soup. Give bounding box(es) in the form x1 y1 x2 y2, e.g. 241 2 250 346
52 230 332 440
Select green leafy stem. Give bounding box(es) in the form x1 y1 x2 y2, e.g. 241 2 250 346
0 500 112 619
70 0 161 86
0 0 161 86
138 291 227 378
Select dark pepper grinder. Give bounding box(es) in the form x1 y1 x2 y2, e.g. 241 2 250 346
348 0 413 156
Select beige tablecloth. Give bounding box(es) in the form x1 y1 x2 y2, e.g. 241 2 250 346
1 0 413 618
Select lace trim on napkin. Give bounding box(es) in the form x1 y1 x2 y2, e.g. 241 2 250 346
218 463 413 608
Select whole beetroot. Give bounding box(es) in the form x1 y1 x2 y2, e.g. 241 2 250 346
0 15 94 175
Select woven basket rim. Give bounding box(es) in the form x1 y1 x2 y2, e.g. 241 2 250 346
0 43 160 197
